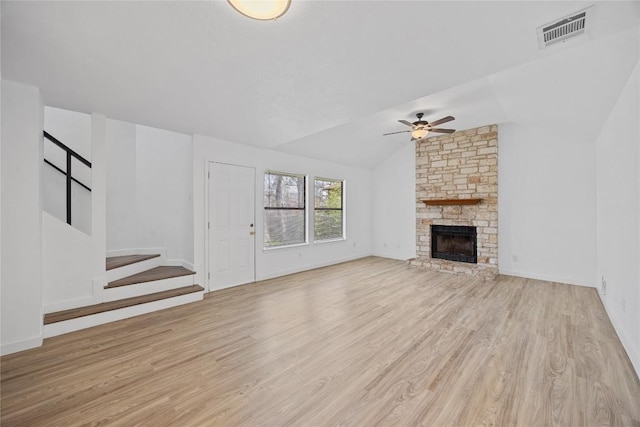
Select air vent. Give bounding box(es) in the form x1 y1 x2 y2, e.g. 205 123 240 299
537 6 593 49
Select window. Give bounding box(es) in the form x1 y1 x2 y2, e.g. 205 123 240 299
264 171 306 248
314 178 344 241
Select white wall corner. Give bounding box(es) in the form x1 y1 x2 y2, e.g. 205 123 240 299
92 276 107 303
1 335 44 356
593 60 640 380
372 251 412 261
91 113 108 279
256 253 372 282
1 80 45 355
598 292 640 378
165 259 195 272
192 263 204 288
498 269 596 288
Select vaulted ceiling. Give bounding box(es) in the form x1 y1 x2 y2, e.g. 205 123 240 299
2 1 639 168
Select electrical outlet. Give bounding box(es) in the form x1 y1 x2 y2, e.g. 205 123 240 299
601 276 607 296
353 242 357 248
621 298 626 312
512 255 518 262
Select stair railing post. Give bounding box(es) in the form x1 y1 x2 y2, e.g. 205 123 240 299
66 151 72 225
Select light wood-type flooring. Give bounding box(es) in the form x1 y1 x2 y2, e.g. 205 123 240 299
2 257 639 426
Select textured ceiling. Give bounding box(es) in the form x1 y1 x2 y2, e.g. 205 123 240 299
2 1 639 168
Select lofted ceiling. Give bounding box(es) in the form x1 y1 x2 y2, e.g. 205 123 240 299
2 1 639 168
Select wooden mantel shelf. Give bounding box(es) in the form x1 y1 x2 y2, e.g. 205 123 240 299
422 198 482 206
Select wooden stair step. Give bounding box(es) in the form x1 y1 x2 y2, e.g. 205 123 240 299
106 254 160 271
44 285 204 324
106 266 195 289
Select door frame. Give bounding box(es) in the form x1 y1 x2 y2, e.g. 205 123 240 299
205 161 257 292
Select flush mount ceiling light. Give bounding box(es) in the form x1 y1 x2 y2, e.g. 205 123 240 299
228 0 291 20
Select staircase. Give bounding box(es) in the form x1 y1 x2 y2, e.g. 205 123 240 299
43 254 204 338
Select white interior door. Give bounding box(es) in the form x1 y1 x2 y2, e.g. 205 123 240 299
208 162 256 290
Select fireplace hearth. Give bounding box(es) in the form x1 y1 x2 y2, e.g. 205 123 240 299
431 225 477 264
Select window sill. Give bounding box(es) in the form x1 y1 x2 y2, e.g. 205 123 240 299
263 242 309 252
314 237 346 244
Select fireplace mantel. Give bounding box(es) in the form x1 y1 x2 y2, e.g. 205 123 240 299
422 198 482 206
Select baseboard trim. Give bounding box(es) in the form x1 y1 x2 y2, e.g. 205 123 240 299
1 335 43 356
597 291 640 379
166 259 195 271
498 269 595 288
372 252 413 261
256 253 373 282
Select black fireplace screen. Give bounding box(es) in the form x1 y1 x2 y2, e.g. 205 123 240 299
431 225 477 264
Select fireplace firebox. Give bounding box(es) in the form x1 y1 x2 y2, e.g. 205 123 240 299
431 225 477 264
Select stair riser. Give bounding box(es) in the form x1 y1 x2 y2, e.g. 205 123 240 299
43 292 204 338
101 275 195 303
106 256 163 283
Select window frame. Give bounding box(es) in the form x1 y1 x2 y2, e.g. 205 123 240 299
313 177 345 243
263 170 308 250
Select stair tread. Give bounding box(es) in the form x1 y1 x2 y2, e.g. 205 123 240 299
106 254 160 271
106 266 195 288
44 285 204 324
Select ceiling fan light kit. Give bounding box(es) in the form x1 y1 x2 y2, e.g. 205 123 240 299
383 112 456 141
411 128 429 139
227 0 291 20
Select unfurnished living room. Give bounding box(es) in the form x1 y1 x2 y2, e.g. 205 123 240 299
1 1 639 425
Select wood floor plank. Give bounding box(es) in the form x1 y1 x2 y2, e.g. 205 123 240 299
105 254 160 271
1 257 638 426
105 265 195 288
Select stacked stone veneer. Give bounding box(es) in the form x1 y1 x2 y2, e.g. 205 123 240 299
411 124 498 280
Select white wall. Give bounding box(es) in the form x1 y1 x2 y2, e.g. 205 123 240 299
193 135 372 289
42 212 96 310
105 122 193 264
136 125 193 264
371 143 416 260
106 119 137 251
595 61 639 376
369 122 598 288
1 80 44 354
498 124 597 287
44 106 92 161
41 114 108 312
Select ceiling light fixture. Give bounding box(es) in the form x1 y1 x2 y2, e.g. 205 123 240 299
227 0 291 20
411 128 429 140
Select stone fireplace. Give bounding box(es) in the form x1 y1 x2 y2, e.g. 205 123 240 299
411 124 498 280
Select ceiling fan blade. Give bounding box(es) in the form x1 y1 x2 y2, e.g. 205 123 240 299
428 116 455 127
383 130 411 136
429 128 456 134
398 120 414 127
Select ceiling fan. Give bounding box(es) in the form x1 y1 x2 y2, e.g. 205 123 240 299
383 113 456 141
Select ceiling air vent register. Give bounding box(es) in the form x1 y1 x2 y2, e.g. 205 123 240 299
537 6 593 49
